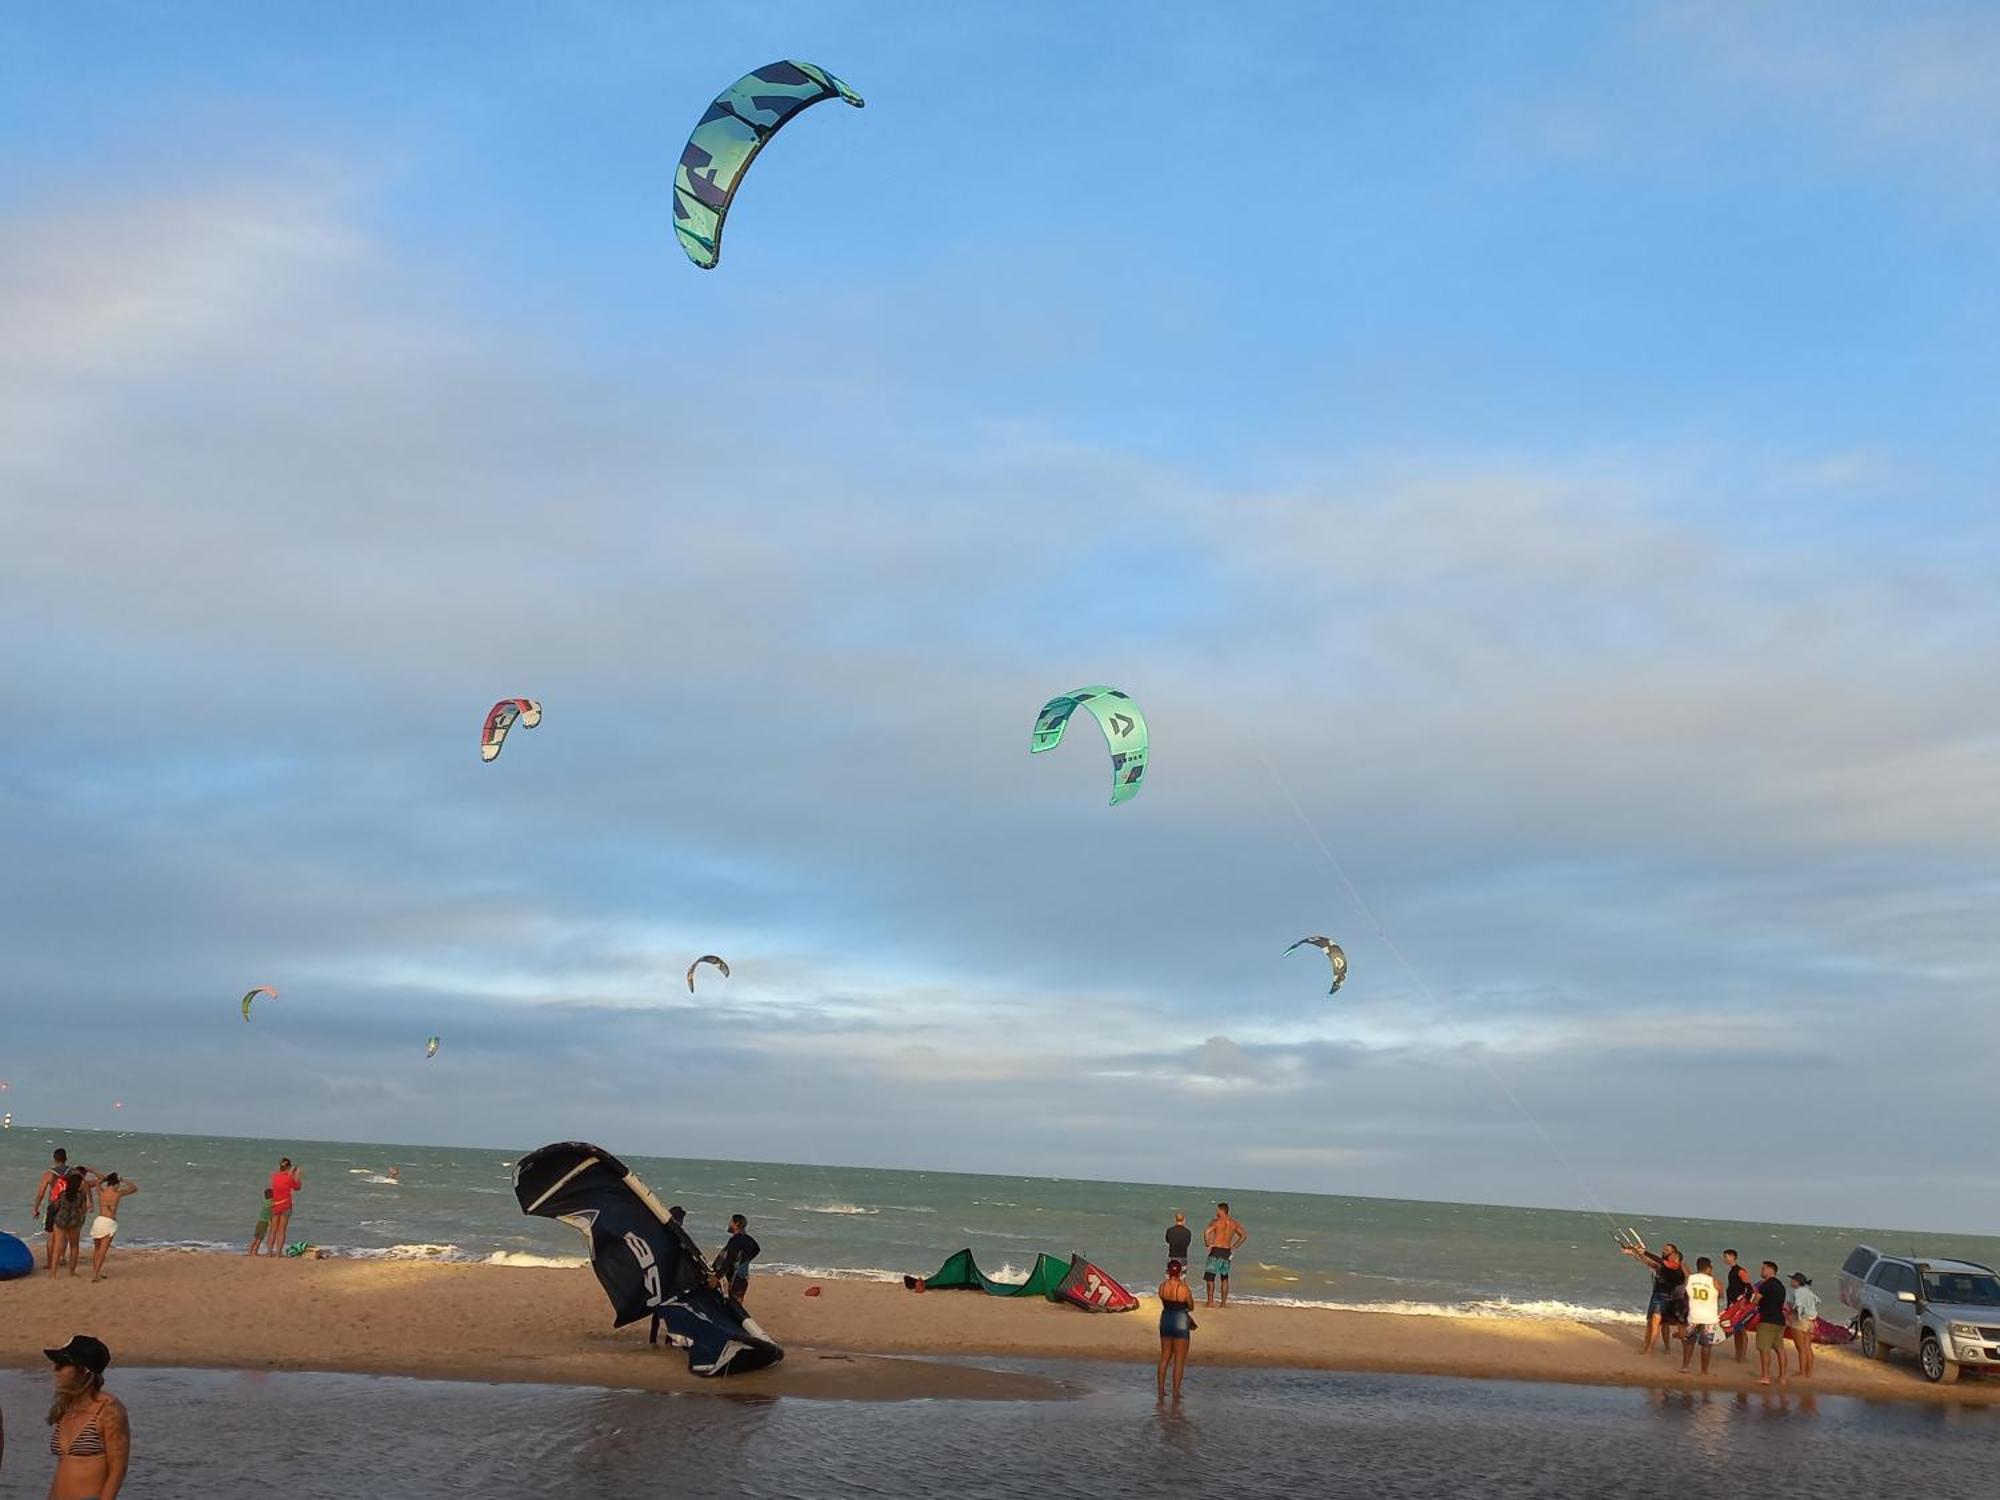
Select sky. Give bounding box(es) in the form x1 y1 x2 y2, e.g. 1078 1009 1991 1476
2 1 1997 1232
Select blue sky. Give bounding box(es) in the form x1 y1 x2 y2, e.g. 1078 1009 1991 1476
2 1 1997 1230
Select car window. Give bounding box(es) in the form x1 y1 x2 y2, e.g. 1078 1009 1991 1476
1922 1272 2000 1307
1842 1247 1878 1278
1890 1263 1919 1296
1866 1260 1899 1288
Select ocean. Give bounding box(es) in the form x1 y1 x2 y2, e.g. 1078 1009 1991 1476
1 1363 1996 1499
7 1125 1999 1320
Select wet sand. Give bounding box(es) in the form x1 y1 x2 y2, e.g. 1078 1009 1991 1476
6 1251 1993 1405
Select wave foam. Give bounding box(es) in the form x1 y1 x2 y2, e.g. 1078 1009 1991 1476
793 1203 880 1216
1233 1293 1644 1324
484 1251 587 1269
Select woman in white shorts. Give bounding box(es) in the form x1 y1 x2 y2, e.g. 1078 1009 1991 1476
90 1173 139 1282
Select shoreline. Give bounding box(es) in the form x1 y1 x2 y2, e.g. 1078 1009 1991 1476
7 1251 1997 1407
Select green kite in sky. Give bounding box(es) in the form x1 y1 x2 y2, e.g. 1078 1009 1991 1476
673 61 864 269
1031 686 1148 805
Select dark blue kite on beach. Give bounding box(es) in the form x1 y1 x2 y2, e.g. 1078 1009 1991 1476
514 1141 783 1377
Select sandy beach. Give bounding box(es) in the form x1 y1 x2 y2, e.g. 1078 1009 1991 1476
8 1250 1994 1406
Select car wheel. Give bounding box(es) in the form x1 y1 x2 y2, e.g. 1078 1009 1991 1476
1920 1335 1959 1384
1859 1317 1885 1360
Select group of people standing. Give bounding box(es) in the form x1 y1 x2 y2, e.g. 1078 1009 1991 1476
1621 1238 1822 1384
30 1149 139 1283
1155 1204 1249 1398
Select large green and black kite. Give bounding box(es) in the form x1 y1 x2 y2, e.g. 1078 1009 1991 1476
673 61 864 269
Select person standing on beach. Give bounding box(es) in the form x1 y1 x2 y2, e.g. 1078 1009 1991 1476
1680 1256 1722 1375
267 1157 303 1255
50 1166 96 1279
1722 1250 1754 1362
1157 1258 1197 1399
1754 1261 1789 1385
33 1149 84 1272
1165 1211 1192 1264
1202 1203 1247 1307
1618 1239 1687 1355
45 1334 130 1500
712 1214 760 1303
247 1188 275 1255
89 1173 139 1282
1786 1272 1819 1378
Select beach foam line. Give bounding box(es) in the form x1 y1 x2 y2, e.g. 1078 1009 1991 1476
483 1250 588 1269
1231 1293 1645 1324
758 1261 906 1283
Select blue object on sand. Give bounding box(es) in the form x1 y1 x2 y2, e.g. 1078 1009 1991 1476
0 1231 33 1280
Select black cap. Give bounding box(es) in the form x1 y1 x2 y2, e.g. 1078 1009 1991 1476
668 1205 685 1221
45 1335 111 1376
1790 1272 1811 1286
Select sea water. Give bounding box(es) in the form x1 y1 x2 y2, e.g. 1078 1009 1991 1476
5 1125 1998 1320
0 1363 1994 1499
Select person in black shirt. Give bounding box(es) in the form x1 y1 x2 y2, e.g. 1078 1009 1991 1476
1722 1249 1754 1362
1754 1261 1790 1385
1165 1211 1192 1263
712 1213 760 1304
1618 1239 1688 1355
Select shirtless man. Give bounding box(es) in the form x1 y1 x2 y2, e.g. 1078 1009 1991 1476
90 1173 140 1281
1202 1203 1248 1307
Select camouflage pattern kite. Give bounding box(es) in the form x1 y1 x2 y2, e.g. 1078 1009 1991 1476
673 61 864 269
686 955 731 993
1030 687 1148 805
241 985 278 1022
481 698 541 763
1285 937 1348 995
425 1036 440 1060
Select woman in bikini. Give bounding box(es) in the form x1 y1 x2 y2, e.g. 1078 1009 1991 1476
45 1334 129 1500
1157 1258 1197 1399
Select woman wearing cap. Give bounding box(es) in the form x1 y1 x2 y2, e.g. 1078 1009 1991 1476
1156 1258 1197 1398
45 1333 129 1499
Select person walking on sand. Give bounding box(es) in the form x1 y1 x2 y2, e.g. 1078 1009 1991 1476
1754 1261 1790 1385
267 1157 303 1255
1680 1256 1722 1375
1723 1249 1754 1362
712 1214 760 1303
1786 1272 1820 1378
1619 1238 1687 1356
248 1188 275 1255
50 1165 96 1279
1202 1203 1247 1307
1157 1258 1197 1399
1165 1211 1192 1264
45 1335 130 1500
33 1150 87 1273
89 1173 139 1282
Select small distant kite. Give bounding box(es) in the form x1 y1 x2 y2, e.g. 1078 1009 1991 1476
1285 937 1348 995
686 955 731 993
481 698 542 762
241 985 279 1022
674 61 865 269
425 1036 440 1060
1031 686 1148 805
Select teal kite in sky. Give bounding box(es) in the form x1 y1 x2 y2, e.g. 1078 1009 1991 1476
673 61 864 269
1031 687 1148 805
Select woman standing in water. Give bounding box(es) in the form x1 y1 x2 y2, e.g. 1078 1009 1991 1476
45 1335 129 1500
1157 1258 1197 1398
